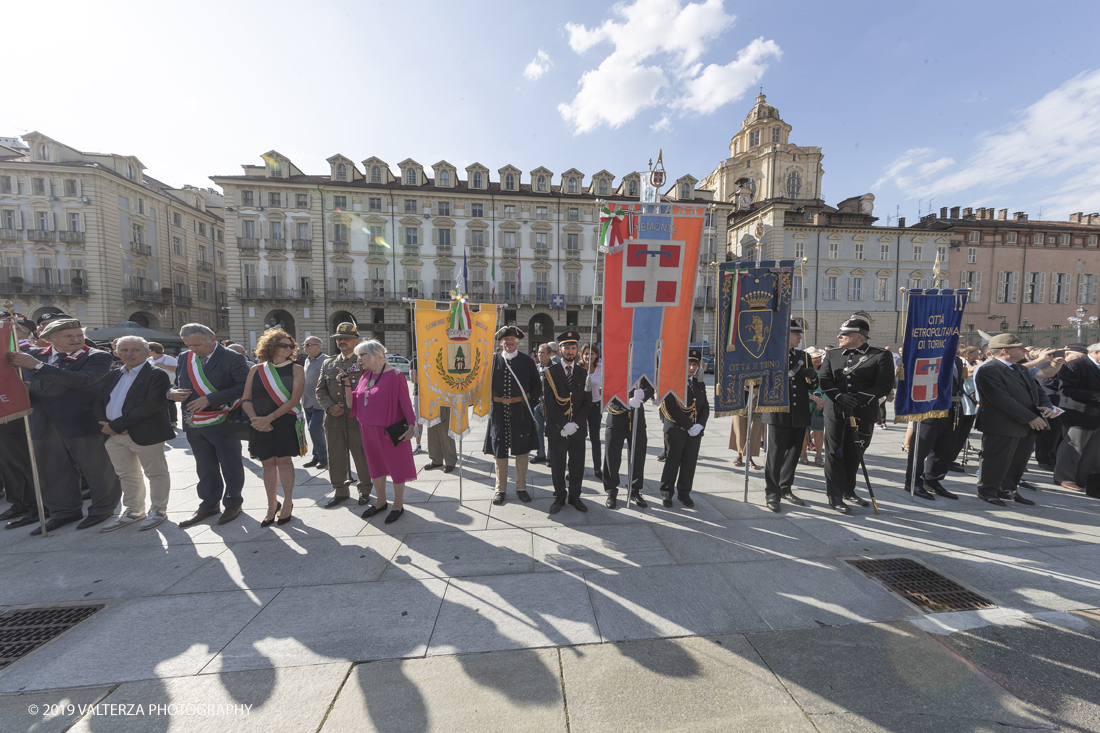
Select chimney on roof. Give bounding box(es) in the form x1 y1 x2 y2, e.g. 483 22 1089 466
950 206 960 218
1014 212 1028 222
1069 212 1083 223
898 216 906 228
984 207 994 220
962 207 973 218
998 208 1008 220
940 207 948 219
1088 213 1100 225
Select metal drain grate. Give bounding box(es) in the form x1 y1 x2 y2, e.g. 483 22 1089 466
0 605 104 669
846 558 994 613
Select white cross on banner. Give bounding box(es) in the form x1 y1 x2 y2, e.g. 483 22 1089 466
621 242 684 308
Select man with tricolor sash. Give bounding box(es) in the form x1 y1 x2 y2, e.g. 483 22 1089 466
169 323 250 528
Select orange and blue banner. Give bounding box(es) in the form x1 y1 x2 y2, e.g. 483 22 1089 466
603 203 703 408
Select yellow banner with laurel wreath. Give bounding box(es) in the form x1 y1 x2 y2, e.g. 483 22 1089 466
414 299 495 439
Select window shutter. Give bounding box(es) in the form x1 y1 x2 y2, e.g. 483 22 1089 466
1036 273 1046 304
846 277 853 300
1010 272 1018 303
1079 275 1089 305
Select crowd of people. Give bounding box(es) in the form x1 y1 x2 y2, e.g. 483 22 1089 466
0 308 1096 537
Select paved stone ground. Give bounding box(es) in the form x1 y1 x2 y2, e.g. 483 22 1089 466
1 375 1099 731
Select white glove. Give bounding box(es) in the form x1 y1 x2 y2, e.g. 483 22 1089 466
688 424 703 437
565 422 579 436
628 389 645 409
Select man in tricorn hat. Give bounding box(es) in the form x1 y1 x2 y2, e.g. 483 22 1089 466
658 346 710 508
484 325 541 505
817 315 895 514
761 320 815 512
541 329 591 513
974 332 1053 506
315 322 371 507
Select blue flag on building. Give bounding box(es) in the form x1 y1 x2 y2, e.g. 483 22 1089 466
894 288 969 422
714 260 795 416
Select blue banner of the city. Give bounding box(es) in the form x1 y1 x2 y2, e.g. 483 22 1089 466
714 260 794 416
894 288 969 422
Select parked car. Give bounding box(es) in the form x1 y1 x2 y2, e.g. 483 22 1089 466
387 353 412 374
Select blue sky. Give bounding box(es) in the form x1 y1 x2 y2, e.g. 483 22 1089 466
5 0 1100 222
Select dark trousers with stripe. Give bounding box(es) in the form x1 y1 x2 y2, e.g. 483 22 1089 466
660 427 702 497
603 423 646 495
764 425 806 500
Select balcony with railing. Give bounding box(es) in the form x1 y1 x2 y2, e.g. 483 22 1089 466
131 241 152 256
292 239 312 252
237 237 259 252
564 294 592 305
236 287 314 302
436 245 452 257
404 245 419 257
333 241 349 253
198 260 214 272
28 229 54 242
174 293 193 306
265 239 286 251
469 245 485 258
534 248 549 260
0 229 20 241
368 244 388 256
693 295 716 309
123 288 170 303
59 230 84 244
502 247 517 259
565 248 581 261
329 289 364 302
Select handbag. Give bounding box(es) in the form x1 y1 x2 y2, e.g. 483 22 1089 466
385 418 410 447
223 404 253 441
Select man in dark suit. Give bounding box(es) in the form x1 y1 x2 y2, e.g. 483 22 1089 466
6 318 120 533
1054 343 1100 491
602 374 653 510
94 336 176 531
762 321 815 513
818 316 895 514
903 354 969 501
484 326 541 505
169 323 249 527
542 330 591 514
974 333 1053 506
658 347 710 508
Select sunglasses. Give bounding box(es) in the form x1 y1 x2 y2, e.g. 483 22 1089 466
277 343 294 349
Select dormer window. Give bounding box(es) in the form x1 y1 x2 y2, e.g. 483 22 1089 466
537 175 546 192
772 127 780 143
680 183 690 199
336 164 347 181
405 168 417 185
440 170 450 187
749 130 760 147
125 164 134 180
598 180 608 196
271 162 281 176
628 181 638 197
568 177 578 194
371 166 381 183
473 172 483 188
38 144 49 160
505 174 515 190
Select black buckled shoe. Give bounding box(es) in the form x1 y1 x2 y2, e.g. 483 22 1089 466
630 492 648 509
605 493 618 509
678 493 695 508
843 494 870 508
781 492 805 507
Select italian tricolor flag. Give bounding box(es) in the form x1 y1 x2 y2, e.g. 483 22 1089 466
257 363 307 456
186 352 241 426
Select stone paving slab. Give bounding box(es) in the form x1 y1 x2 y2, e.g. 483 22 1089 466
358 499 492 537
0 686 113 733
381 528 533 581
650 517 833 564
323 649 566 733
70 662 351 733
530 524 677 572
0 590 278 693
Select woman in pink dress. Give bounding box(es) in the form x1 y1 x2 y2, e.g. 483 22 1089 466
336 340 416 524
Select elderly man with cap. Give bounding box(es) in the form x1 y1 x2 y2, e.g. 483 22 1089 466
817 315 895 514
761 321 815 512
484 325 541 505
973 332 1054 506
658 346 710 508
542 329 591 513
316 322 371 506
1054 343 1100 492
6 317 121 533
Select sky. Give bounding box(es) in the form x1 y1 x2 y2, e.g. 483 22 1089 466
5 0 1100 223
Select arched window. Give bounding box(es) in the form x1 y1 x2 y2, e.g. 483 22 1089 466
505 174 515 190
440 170 450 187
680 183 690 199
336 164 347 181
406 168 417 185
537 175 546 192
598 179 608 195
772 127 780 143
371 166 381 183
628 180 638 197
125 164 134 179
786 171 802 197
38 144 49 160
568 177 577 194
473 172 483 188
734 139 740 154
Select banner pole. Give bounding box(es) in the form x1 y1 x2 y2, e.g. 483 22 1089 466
625 342 635 510
458 435 463 505
744 383 754 503
23 416 47 537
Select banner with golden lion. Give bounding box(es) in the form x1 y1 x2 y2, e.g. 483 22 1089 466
414 297 495 439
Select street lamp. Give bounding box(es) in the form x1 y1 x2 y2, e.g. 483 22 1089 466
1000 318 1009 332
1067 306 1098 341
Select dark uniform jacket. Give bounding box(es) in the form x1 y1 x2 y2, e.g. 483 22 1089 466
606 377 655 430
26 345 113 439
1058 356 1100 430
94 363 176 445
974 358 1053 438
483 351 541 457
817 343 895 423
542 360 591 438
172 344 249 429
923 356 969 428
762 348 817 428
660 376 710 434
316 351 366 412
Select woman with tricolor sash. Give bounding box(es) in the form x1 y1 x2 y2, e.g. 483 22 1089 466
241 329 307 527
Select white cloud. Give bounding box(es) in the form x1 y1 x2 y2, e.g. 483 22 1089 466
651 115 672 132
558 0 780 134
875 69 1100 215
523 50 552 81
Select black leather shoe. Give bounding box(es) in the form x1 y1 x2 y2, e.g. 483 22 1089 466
443 466 456 474
678 493 695 508
980 496 1007 506
661 493 673 508
829 501 852 515
843 494 870 508
361 502 389 519
781 493 805 507
767 499 781 513
316 460 327 470
304 458 319 468
384 508 404 524
947 462 966 474
325 496 350 508
630 492 648 509
76 514 110 530
606 493 618 509
1037 463 1055 472
358 495 371 506
30 516 79 535
549 498 565 515
912 486 936 501
1018 480 1039 491
5 513 37 529
569 498 588 513
493 492 506 506
925 482 958 500
1013 494 1036 506
516 490 532 503
217 506 242 525
530 456 546 464
593 469 603 480
0 505 27 521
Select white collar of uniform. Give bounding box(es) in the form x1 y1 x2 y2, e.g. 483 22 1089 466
502 349 519 361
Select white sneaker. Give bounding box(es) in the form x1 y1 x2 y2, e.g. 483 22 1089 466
139 510 167 531
100 510 146 532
